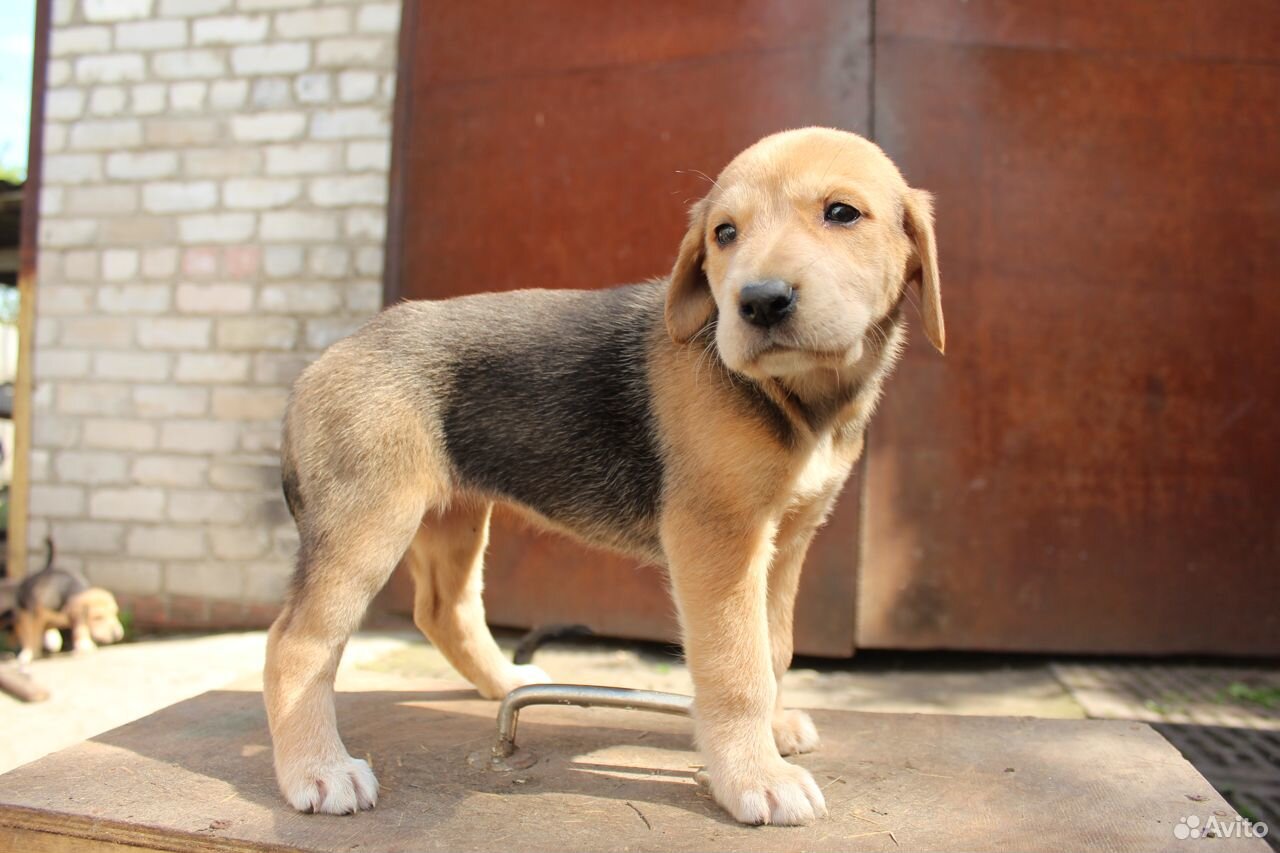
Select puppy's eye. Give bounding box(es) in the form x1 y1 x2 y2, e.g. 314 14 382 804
714 223 737 246
824 202 861 224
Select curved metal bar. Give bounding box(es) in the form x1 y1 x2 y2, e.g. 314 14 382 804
492 684 693 759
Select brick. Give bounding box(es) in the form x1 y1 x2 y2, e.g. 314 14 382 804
94 351 171 381
30 484 86 518
216 317 299 350
212 387 289 420
59 318 134 348
316 37 389 67
132 454 208 486
175 353 251 383
260 282 341 314
153 49 226 79
345 280 382 313
65 185 140 215
127 526 204 559
133 384 209 417
311 107 389 139
44 153 104 184
54 451 128 485
293 72 330 104
184 147 261 177
52 521 127 555
225 246 260 278
83 0 154 21
264 142 338 175
209 79 249 110
106 150 178 179
51 27 111 56
337 70 379 102
137 318 213 350
84 559 163 594
166 562 241 599
44 123 67 153
89 487 167 521
250 77 291 109
168 490 249 523
76 54 147 84
182 247 218 277
142 247 179 278
39 218 98 247
69 118 143 150
30 449 52 482
238 0 309 8
276 8 349 38
102 248 139 281
309 173 386 207
178 212 256 244
40 186 64 216
231 112 306 142
243 561 290 601
146 117 219 145
305 318 362 350
357 3 400 33
101 216 177 244
159 419 241 455
346 140 389 171
98 283 171 314
52 0 74 25
56 381 132 416
263 245 303 277
193 15 269 45
46 88 86 120
115 19 188 50
349 207 390 242
37 349 91 379
260 210 337 242
253 352 311 385
159 0 231 14
231 42 309 76
38 284 93 315
354 247 383 277
209 526 270 559
175 282 254 313
170 81 208 111
33 413 83 449
48 58 73 86
89 85 128 115
82 418 158 450
307 245 349 277
209 461 281 491
131 83 166 114
223 177 301 210
143 180 218 213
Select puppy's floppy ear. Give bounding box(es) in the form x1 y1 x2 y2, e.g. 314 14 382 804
903 188 945 354
665 197 715 343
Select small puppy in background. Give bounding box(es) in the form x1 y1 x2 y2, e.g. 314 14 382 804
13 539 124 665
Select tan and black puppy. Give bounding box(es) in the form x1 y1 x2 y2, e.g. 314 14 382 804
13 541 124 665
266 127 943 826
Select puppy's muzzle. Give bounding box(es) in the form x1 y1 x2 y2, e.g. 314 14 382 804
739 279 797 328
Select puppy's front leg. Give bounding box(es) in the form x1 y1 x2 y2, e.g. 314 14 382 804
663 505 826 826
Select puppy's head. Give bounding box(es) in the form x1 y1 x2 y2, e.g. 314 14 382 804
666 127 943 380
67 588 125 645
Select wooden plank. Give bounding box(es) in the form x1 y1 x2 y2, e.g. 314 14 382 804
0 671 1265 852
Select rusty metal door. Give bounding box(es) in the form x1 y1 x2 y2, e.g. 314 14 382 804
857 0 1280 654
384 1 873 655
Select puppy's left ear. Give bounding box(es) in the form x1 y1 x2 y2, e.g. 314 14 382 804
903 189 945 354
665 198 715 343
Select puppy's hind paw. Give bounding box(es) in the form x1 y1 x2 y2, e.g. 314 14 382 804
280 755 378 815
773 709 820 756
704 759 827 826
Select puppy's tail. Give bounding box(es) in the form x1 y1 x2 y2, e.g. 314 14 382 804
512 624 595 665
43 537 54 573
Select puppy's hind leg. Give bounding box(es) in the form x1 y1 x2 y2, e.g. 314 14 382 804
407 500 549 699
265 495 425 815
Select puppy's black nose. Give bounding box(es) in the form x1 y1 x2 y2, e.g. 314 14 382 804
739 280 797 328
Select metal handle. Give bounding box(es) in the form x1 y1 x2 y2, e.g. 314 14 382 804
492 684 693 759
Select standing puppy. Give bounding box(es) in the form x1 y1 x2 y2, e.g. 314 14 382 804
266 127 943 826
13 540 124 665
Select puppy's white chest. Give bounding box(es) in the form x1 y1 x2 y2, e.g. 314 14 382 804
790 435 841 505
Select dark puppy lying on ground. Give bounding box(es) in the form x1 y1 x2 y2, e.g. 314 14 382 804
12 540 124 665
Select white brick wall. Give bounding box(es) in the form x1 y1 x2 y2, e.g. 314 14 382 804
32 0 400 620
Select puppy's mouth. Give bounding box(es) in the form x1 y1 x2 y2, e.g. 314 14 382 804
750 339 865 376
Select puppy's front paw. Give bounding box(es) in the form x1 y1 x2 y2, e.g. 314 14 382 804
43 628 64 653
479 663 552 700
279 754 378 815
772 709 820 756
72 637 97 655
701 758 827 826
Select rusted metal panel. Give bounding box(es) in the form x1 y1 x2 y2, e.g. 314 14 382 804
384 1 872 656
859 0 1280 653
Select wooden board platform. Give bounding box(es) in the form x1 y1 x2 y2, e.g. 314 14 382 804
0 671 1266 852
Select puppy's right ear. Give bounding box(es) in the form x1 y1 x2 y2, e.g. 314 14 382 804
665 198 714 343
